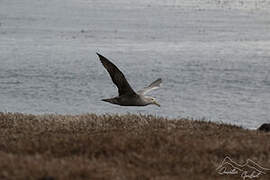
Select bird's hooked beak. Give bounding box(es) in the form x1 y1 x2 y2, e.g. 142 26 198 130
153 100 161 107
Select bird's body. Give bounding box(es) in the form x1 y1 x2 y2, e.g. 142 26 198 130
97 53 161 107
102 94 153 106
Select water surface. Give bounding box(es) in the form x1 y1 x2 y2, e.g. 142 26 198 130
0 0 270 128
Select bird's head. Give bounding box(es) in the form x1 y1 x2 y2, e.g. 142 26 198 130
146 96 160 107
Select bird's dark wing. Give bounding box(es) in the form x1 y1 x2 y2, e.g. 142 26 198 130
97 53 136 96
138 78 162 95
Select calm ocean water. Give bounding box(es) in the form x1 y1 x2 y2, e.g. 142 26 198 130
0 0 270 129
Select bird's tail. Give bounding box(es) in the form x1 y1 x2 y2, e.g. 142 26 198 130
102 98 117 104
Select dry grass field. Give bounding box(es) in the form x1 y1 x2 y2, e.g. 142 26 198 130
0 112 269 180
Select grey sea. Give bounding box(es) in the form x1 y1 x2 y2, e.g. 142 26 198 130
0 0 270 129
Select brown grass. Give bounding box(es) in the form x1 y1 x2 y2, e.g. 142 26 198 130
0 112 269 180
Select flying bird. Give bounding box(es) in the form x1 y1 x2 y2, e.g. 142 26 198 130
97 53 161 107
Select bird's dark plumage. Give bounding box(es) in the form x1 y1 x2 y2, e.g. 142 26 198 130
96 53 136 96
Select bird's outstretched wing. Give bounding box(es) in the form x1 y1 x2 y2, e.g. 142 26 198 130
138 78 162 95
97 53 136 96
